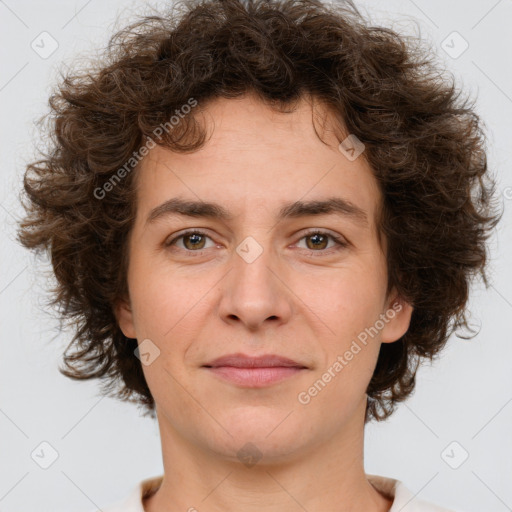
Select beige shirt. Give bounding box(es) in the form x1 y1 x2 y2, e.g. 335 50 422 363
96 474 458 511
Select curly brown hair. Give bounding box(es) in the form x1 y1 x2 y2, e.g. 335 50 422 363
17 0 501 423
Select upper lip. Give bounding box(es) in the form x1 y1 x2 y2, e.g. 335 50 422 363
203 353 307 369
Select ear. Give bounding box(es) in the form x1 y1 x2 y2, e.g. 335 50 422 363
114 296 137 339
380 290 414 344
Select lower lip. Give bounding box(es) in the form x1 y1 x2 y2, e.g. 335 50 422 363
204 366 305 387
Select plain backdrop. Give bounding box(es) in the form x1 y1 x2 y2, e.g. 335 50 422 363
1 1 511 511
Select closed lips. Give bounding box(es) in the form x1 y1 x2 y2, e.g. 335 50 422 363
203 353 307 368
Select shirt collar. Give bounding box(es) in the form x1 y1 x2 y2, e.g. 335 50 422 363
116 473 449 512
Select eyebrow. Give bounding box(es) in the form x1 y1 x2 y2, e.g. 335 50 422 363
145 196 368 227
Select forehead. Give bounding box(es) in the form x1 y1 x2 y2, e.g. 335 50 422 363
134 93 382 231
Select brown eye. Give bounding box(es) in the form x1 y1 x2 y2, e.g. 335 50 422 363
296 230 348 254
305 233 329 250
165 230 214 252
182 233 206 250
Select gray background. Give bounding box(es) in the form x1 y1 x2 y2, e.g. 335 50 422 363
1 1 511 511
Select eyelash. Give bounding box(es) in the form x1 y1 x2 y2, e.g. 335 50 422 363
164 229 348 256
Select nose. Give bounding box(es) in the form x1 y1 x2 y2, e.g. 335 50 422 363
217 239 293 332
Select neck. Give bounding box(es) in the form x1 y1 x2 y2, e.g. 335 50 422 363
143 401 393 512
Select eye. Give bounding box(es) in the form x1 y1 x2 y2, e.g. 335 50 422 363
164 229 348 256
165 230 215 251
295 230 348 253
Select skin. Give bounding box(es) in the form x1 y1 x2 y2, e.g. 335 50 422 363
115 91 413 512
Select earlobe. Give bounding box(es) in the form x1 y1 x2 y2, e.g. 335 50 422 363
115 298 137 339
380 295 414 344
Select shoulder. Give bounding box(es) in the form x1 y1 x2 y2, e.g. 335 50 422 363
367 474 463 512
90 475 163 512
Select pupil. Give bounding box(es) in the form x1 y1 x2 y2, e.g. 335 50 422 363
186 234 204 249
308 234 327 249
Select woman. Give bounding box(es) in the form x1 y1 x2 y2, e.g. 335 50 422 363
17 0 499 510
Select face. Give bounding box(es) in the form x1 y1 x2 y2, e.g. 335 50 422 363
116 92 413 463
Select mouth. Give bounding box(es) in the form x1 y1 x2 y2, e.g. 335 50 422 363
203 366 306 387
203 352 307 369
202 353 308 388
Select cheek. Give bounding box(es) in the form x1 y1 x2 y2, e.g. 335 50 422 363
128 264 213 382
127 249 200 336
296 266 386 399
300 264 385 336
